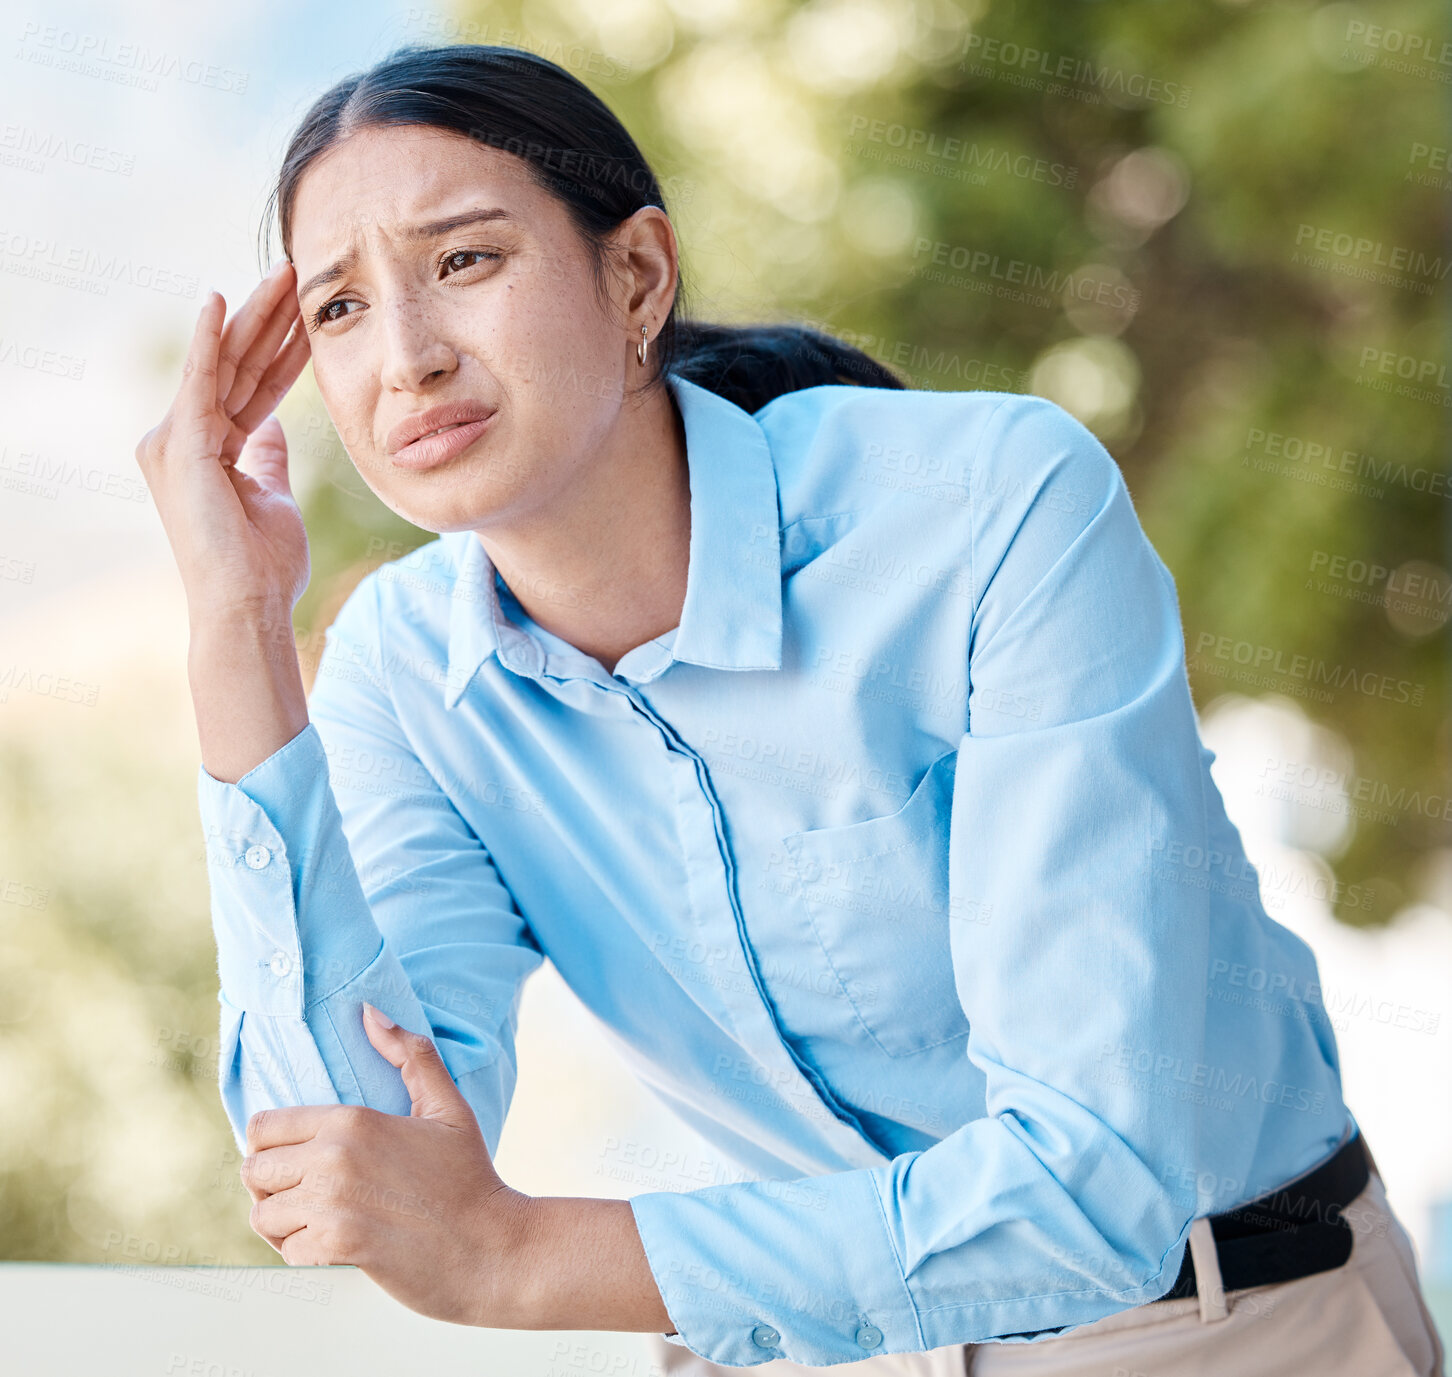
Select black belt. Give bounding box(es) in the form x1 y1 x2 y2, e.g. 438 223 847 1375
1155 1129 1372 1301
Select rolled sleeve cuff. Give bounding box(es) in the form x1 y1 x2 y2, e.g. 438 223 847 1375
196 722 379 1017
628 1166 922 1367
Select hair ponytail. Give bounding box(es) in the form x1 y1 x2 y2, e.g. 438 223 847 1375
664 321 904 413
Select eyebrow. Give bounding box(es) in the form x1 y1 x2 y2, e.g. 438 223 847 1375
296 207 517 302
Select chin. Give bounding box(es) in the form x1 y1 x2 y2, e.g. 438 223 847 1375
380 486 499 537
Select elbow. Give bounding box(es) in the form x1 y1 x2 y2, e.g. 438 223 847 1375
1102 1170 1197 1304
1123 1215 1193 1307
1060 1205 1191 1319
1048 1123 1198 1305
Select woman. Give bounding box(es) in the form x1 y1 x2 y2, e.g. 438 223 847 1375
135 44 1443 1377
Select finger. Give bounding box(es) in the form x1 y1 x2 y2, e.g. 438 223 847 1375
241 1141 308 1200
215 260 296 404
227 317 311 440
222 283 301 421
217 414 251 469
246 1104 339 1154
252 1189 325 1243
362 1004 470 1125
279 1226 334 1267
178 292 226 426
246 1203 289 1253
235 415 293 499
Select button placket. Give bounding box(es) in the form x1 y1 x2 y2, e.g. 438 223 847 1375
611 680 891 1172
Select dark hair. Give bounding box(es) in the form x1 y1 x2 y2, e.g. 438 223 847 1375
263 43 905 413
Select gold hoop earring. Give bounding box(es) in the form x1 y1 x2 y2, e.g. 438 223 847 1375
637 323 650 367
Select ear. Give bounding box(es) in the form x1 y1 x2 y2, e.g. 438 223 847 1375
614 205 679 331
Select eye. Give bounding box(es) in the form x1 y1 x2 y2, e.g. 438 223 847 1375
309 250 503 332
440 248 502 277
311 298 362 330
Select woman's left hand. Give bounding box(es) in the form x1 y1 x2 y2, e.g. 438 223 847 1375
240 1003 532 1327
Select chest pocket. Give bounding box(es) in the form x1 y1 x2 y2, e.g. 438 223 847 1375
780 748 970 1058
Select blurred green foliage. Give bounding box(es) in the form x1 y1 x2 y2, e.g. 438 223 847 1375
289 0 1447 924
0 669 277 1264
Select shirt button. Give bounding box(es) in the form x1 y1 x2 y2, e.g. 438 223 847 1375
855 1324 883 1350
269 951 293 978
244 844 272 870
750 1325 780 1349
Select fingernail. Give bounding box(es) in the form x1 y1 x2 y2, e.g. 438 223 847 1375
363 1002 396 1029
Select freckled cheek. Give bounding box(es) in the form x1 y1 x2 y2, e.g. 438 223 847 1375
464 288 534 356
310 356 379 463
509 265 594 352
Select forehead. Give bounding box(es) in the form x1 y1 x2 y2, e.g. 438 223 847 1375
289 125 547 260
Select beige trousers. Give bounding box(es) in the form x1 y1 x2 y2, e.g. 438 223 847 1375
643 1167 1445 1376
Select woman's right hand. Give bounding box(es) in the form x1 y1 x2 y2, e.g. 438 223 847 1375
135 260 313 627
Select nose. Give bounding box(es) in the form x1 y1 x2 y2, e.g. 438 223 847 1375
378 290 458 393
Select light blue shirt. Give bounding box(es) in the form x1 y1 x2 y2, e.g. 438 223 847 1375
197 372 1353 1367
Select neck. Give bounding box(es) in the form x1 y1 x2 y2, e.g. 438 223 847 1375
473 383 690 676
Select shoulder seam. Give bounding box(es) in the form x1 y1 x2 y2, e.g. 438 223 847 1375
967 396 1018 662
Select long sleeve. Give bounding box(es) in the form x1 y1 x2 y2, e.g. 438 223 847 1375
628 397 1207 1366
196 570 545 1156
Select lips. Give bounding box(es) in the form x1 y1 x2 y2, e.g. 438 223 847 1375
388 415 496 471
386 400 497 456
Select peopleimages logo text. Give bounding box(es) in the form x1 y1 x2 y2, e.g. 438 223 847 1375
1191 633 1424 706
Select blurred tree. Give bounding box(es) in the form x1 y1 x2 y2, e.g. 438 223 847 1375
0 671 276 1266
287 0 1445 924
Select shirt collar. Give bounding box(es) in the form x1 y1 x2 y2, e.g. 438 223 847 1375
443 370 783 707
